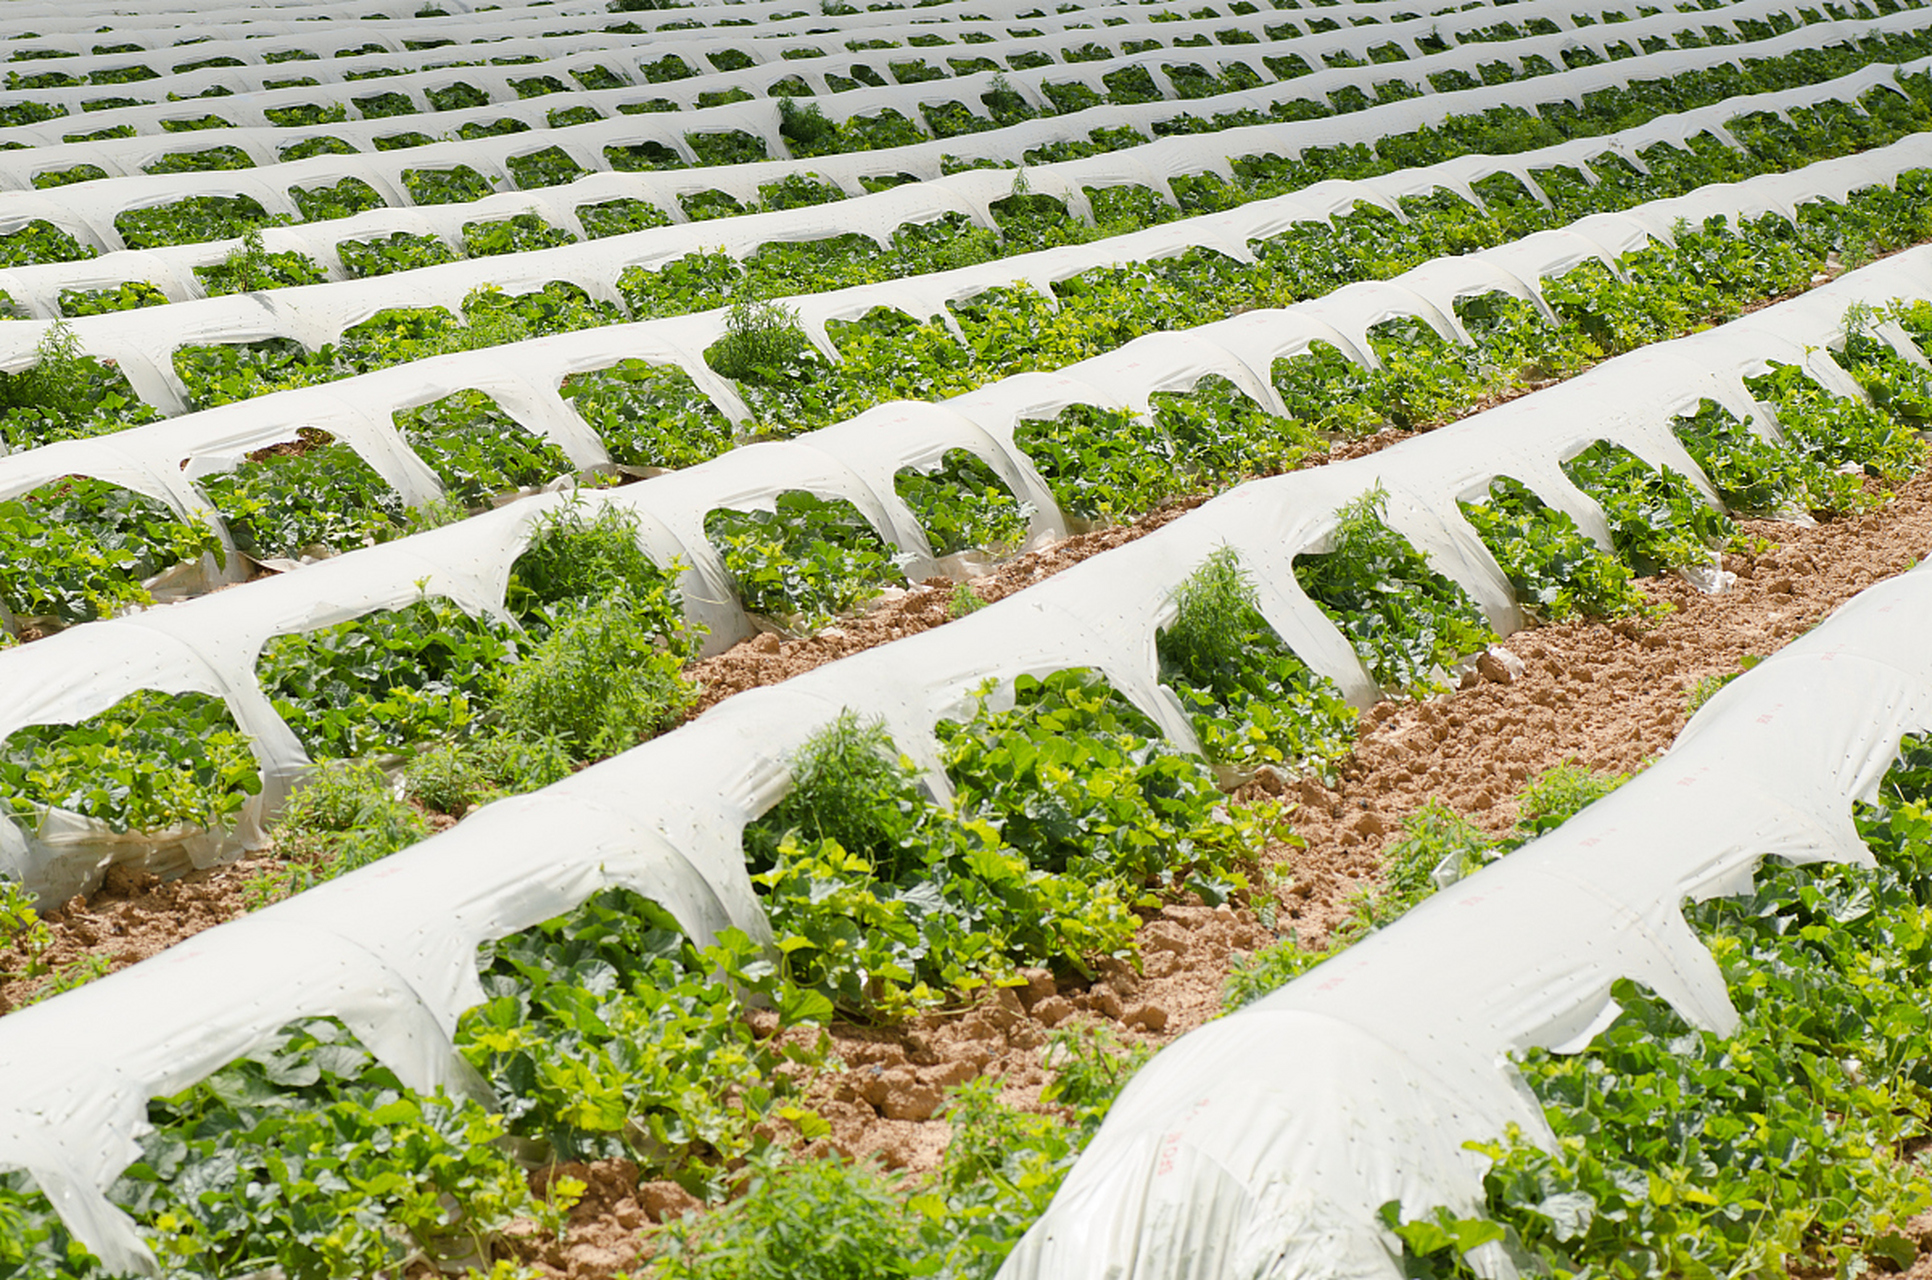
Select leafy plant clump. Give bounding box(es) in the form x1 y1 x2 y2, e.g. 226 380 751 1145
893 449 1032 557
197 429 409 562
704 491 904 629
1458 476 1650 621
1560 441 1733 576
747 710 1140 1018
0 690 261 836
456 888 822 1181
1158 547 1357 778
0 321 163 449
0 477 222 627
394 390 581 509
193 229 329 296
1295 486 1497 694
1396 734 1932 1279
108 1018 533 1275
559 359 735 471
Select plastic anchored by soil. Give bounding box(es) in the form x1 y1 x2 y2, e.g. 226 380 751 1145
14 468 1932 1273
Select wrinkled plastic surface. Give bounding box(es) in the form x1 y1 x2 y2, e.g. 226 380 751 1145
0 0 1912 265
0 238 1925 1275
0 141 1915 905
996 556 1932 1280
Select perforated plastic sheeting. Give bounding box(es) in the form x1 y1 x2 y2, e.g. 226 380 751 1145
0 137 1913 888
0 246 1926 1275
0 110 1917 635
993 514 1932 1280
0 0 1153 49
1 0 1905 257
0 0 1516 136
4 43 1911 370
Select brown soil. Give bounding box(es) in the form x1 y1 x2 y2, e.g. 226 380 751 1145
10 431 1932 1270
494 471 1932 1277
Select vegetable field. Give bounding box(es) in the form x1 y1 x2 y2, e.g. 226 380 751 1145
4 0 1932 1273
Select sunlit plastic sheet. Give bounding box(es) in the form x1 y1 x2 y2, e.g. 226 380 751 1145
14 43 1921 342
0 0 1132 46
994 545 1932 1280
0 0 1528 136
0 0 1172 47
0 112 1918 622
0 246 1927 1275
0 0 1913 259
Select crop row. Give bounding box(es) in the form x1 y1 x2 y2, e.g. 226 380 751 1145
3 245 1928 1274
0 7 1892 334
0 0 1510 129
0 0 1640 153
0 0 1907 268
0 60 1924 665
0 127 1924 902
0 0 1174 89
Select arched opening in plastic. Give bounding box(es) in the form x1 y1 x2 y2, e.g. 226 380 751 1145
401 162 497 206
292 175 388 222
1272 315 1477 438
741 667 1267 1017
141 144 255 178
280 135 362 163
0 343 161 451
577 196 674 239
457 116 532 141
256 595 523 765
55 1016 518 1276
0 689 261 845
55 280 167 318
1156 546 1358 782
117 195 278 251
892 446 1033 562
1291 486 1498 696
0 478 221 636
560 358 736 472
195 426 410 564
1013 400 1178 529
337 229 460 278
1455 474 1645 624
457 885 800 1178
459 211 577 258
172 336 344 413
1085 181 1182 230
603 137 686 172
30 162 110 191
702 490 907 631
1558 439 1734 579
683 127 769 167
1145 372 1322 488
506 144 588 190
921 97 998 138
680 185 751 221
392 389 579 512
753 172 848 211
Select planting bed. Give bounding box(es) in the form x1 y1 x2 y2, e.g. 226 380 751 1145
7 0 1932 1276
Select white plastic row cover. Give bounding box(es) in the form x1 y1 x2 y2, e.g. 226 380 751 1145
0 128 1916 894
993 413 1932 1280
0 29 1908 426
0 0 1891 256
0 241 1922 1277
0 10 1844 322
0 0 1111 44
0 0 1466 115
0 0 1536 148
0 69 1914 626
